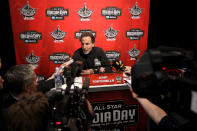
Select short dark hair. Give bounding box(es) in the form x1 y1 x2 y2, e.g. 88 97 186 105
8 92 50 131
79 32 95 43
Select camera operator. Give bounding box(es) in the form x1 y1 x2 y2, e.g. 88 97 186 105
7 92 50 131
0 64 39 131
129 88 172 129
0 63 66 131
129 46 197 131
130 87 197 131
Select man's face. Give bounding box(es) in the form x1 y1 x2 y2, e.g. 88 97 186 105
26 72 38 93
81 36 94 54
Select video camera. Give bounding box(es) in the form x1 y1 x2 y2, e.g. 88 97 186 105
131 46 197 128
46 61 93 131
131 46 197 96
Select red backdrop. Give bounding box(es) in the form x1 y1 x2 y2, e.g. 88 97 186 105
8 0 150 77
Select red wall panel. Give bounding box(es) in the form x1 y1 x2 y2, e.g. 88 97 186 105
9 0 150 77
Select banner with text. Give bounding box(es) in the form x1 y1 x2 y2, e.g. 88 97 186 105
9 0 150 77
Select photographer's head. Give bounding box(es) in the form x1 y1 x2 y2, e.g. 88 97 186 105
8 92 50 131
4 64 38 96
79 32 95 55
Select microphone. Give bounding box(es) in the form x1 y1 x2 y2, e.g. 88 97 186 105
59 59 74 71
112 59 125 72
94 58 101 74
54 59 74 75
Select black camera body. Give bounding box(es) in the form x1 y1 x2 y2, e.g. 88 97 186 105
46 62 92 131
131 46 197 128
132 46 197 97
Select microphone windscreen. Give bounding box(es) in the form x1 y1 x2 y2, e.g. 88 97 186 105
112 60 125 72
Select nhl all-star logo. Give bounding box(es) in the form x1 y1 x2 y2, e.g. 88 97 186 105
49 52 70 64
51 26 66 43
104 24 118 41
75 29 96 39
46 7 69 20
105 50 121 61
128 45 140 60
25 51 40 64
19 1 37 20
126 29 144 40
78 3 93 21
116 75 123 83
19 31 42 43
129 2 143 19
101 7 121 19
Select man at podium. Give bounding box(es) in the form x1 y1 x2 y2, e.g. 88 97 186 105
72 32 112 75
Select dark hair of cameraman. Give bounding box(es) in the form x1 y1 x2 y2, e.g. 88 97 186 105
8 92 50 131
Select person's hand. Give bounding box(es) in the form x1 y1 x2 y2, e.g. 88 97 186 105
99 67 105 73
124 66 132 74
47 69 64 80
81 69 94 75
129 88 138 99
47 59 73 80
85 98 94 115
81 67 106 75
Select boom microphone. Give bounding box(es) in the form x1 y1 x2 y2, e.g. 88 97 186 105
53 59 74 75
58 59 74 72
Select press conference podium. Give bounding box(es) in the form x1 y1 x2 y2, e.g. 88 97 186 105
84 73 148 131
